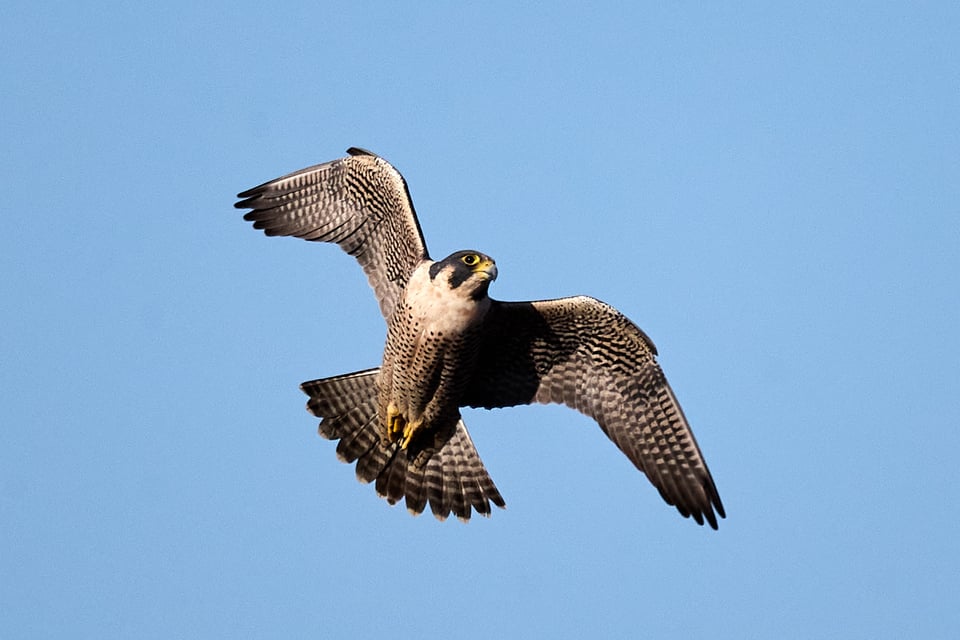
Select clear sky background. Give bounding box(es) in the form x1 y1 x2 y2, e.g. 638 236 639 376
3 3 959 638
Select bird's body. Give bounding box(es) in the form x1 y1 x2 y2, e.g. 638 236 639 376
377 253 495 456
236 147 725 527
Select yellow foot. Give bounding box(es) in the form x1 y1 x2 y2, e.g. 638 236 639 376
385 403 422 449
399 419 422 450
386 406 406 442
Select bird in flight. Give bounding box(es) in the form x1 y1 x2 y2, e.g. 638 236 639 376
235 147 724 528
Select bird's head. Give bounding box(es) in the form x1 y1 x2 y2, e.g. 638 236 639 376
429 250 498 299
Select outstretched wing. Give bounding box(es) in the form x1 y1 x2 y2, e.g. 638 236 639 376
235 148 429 320
462 296 724 528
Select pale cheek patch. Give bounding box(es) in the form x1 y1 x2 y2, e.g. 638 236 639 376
403 263 490 335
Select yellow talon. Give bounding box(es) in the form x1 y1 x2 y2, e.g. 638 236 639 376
384 402 424 449
385 403 406 443
400 420 421 450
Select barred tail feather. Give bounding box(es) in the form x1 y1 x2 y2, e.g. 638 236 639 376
302 369 382 465
403 458 429 515
376 450 408 505
299 370 506 521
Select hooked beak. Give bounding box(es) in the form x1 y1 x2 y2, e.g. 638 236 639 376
475 259 498 281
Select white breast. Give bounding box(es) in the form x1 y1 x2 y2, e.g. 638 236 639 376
401 261 491 335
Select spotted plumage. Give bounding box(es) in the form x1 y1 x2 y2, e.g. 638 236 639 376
236 147 725 527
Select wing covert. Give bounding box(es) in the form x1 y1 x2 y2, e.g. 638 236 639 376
235 148 429 319
463 296 725 528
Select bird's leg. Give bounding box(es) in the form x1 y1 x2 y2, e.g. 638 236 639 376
385 402 406 445
399 419 423 450
385 402 424 449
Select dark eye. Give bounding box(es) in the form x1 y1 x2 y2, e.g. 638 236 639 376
462 254 480 266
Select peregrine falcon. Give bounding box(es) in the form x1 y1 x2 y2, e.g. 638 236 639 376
235 147 725 528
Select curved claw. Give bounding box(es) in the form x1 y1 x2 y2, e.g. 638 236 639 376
399 420 423 450
385 402 423 449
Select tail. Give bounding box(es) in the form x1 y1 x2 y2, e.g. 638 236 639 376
300 369 506 521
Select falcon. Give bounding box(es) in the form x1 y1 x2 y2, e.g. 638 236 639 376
235 147 725 528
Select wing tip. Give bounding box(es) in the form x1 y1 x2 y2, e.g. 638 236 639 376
347 146 378 158
690 497 725 530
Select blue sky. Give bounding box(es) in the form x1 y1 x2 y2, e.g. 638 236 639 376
2 2 959 638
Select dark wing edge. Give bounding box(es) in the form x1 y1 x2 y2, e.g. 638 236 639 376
234 148 429 319
462 296 725 529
